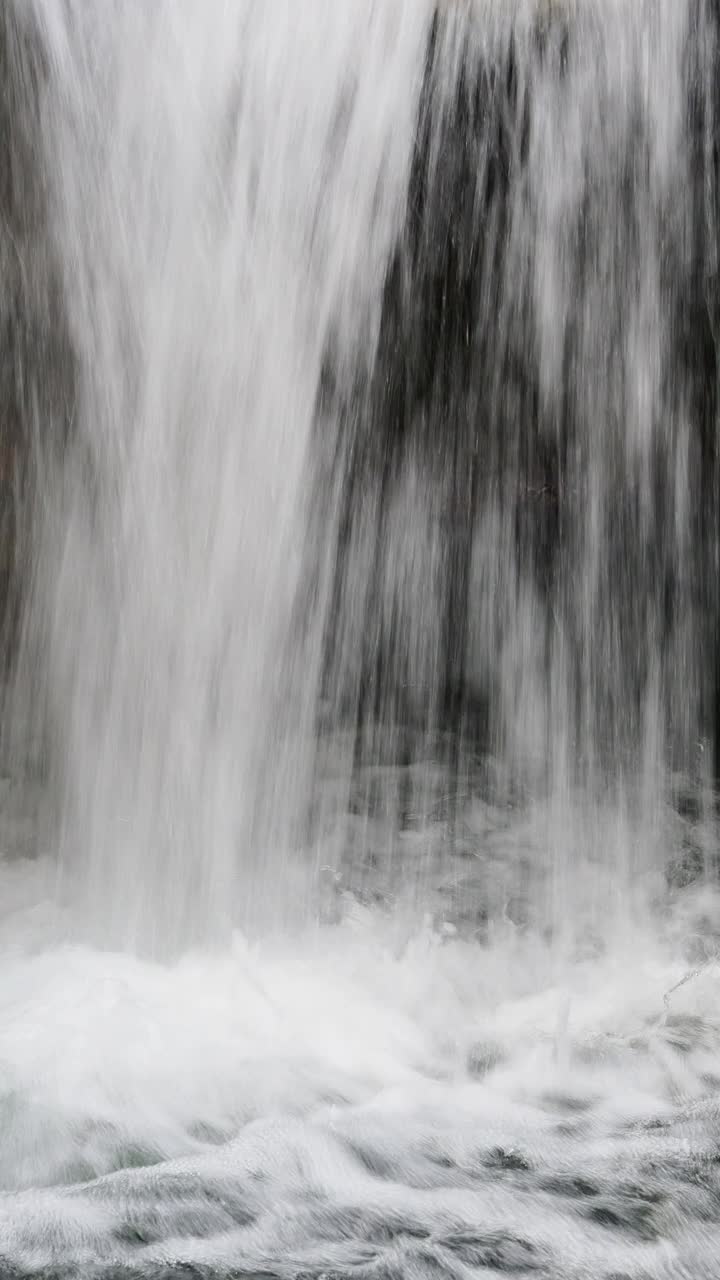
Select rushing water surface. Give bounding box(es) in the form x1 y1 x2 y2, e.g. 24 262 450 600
3 0 720 1276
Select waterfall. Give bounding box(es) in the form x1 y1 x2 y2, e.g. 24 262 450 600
3 3 720 1276
4 0 717 953
20 0 432 952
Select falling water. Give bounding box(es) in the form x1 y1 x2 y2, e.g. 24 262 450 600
2 1 720 1276
17 0 433 953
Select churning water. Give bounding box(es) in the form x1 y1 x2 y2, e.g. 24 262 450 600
2 0 720 1276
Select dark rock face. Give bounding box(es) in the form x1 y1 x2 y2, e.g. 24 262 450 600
689 0 720 778
0 2 75 679
319 3 720 794
321 12 538 766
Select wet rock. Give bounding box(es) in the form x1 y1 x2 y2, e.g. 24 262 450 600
666 842 706 890
542 1173 601 1199
672 787 704 824
585 1185 665 1242
482 1146 532 1173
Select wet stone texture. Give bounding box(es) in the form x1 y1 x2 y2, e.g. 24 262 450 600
317 0 720 801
